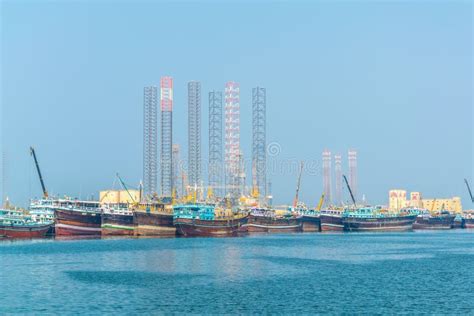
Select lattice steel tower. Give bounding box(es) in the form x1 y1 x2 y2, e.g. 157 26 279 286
172 144 181 198
143 86 158 197
252 87 266 201
208 91 223 197
188 81 201 189
160 77 173 197
348 149 358 202
334 154 342 205
224 82 241 198
322 149 332 204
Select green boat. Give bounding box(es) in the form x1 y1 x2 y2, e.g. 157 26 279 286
342 206 417 232
0 209 54 238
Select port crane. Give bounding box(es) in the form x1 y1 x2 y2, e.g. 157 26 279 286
116 173 137 204
316 193 325 211
343 175 356 208
464 179 474 203
293 162 304 208
30 146 48 198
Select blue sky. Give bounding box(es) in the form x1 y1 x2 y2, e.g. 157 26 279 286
1 1 472 207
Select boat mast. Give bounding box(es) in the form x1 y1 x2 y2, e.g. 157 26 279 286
464 179 474 203
30 146 48 198
343 175 356 208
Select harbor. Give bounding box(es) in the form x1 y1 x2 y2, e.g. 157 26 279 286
2 148 473 240
1 1 472 314
2 181 474 240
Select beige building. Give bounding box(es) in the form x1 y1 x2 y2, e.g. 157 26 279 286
388 189 462 213
409 192 423 208
422 197 462 214
389 190 408 211
99 189 140 204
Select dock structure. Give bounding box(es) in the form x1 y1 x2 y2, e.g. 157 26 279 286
252 87 266 202
188 81 202 190
160 76 173 197
143 86 158 198
208 90 223 197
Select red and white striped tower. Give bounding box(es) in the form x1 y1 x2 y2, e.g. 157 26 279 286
224 81 240 198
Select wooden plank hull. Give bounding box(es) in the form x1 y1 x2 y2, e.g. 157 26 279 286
101 226 134 236
101 213 134 236
343 215 417 232
55 223 102 236
246 215 302 233
0 223 52 239
463 218 474 229
175 217 248 237
301 215 321 232
413 215 455 230
55 208 102 236
320 214 344 232
133 211 176 236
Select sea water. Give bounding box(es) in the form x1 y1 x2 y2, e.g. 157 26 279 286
1 231 473 314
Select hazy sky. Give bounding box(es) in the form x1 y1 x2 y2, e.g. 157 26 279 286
1 1 472 207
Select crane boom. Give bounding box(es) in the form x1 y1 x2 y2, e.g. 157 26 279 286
343 175 356 207
464 179 474 203
317 193 325 211
30 147 48 198
116 173 136 204
293 162 304 208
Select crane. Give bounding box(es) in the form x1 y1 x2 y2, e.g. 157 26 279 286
30 146 48 198
464 179 474 203
316 193 325 211
293 162 304 208
431 198 437 212
343 175 356 207
116 173 136 204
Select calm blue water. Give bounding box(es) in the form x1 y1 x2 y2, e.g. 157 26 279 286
1 231 473 314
